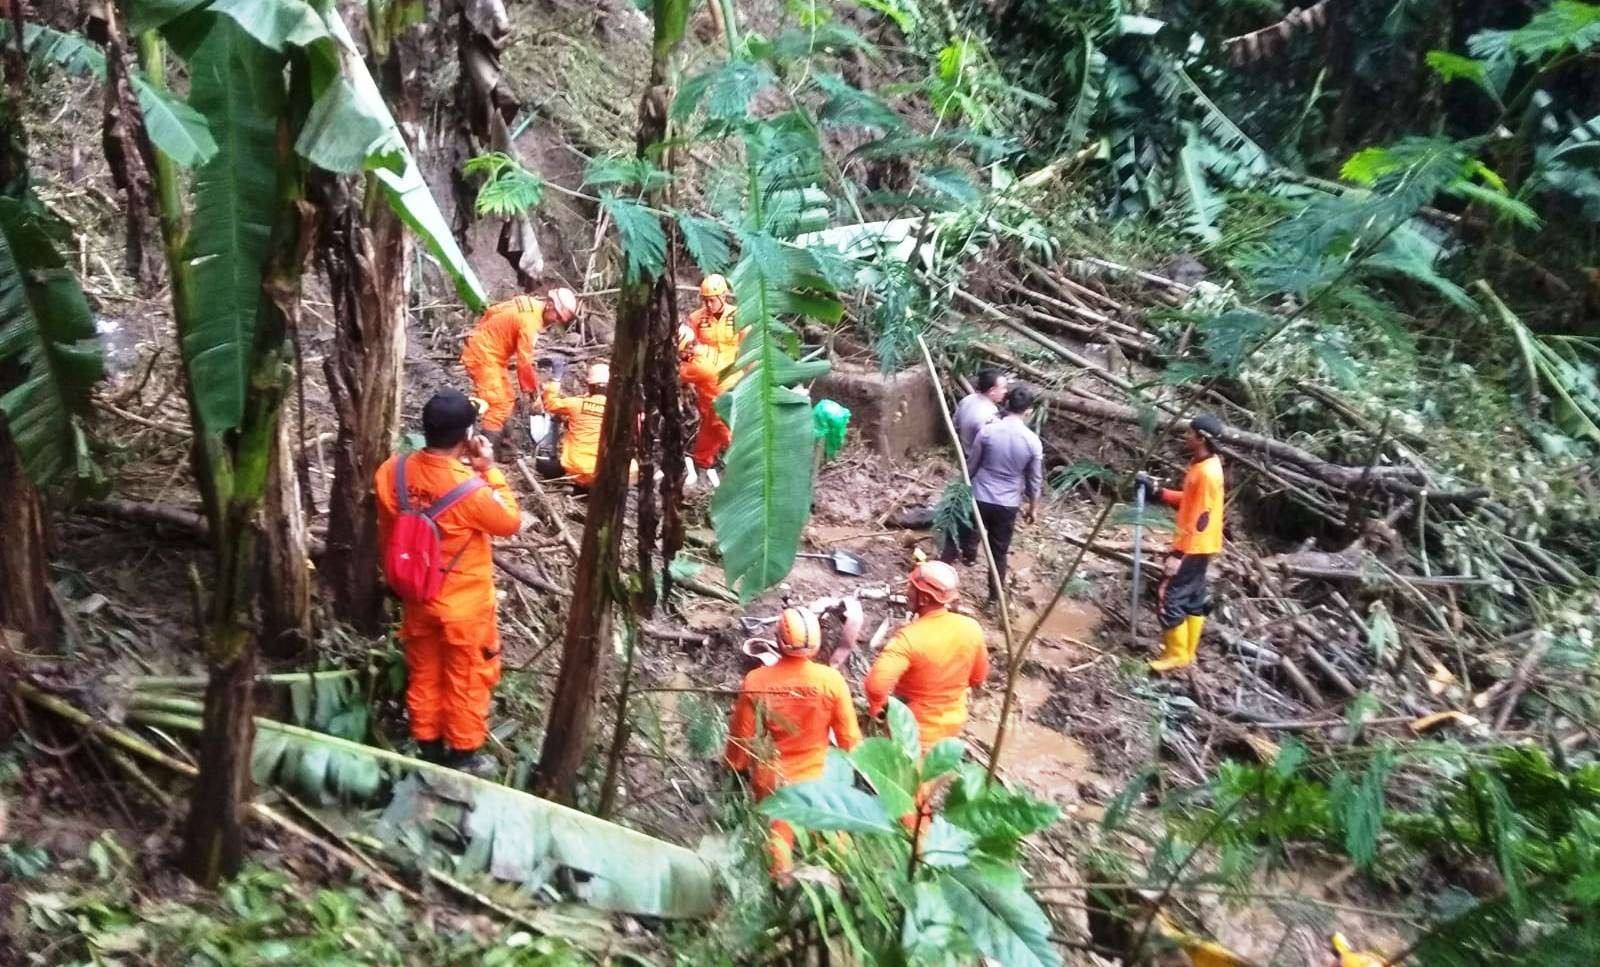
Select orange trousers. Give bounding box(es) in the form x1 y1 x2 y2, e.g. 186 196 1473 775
400 607 502 751
682 360 731 468
463 353 515 432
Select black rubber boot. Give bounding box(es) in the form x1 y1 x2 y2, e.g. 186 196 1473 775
416 739 445 764
445 746 498 777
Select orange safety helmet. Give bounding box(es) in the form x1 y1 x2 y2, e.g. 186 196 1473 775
775 607 821 656
545 287 579 323
907 560 959 606
586 362 611 386
699 274 730 299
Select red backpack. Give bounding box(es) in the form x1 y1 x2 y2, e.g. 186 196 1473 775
383 455 488 604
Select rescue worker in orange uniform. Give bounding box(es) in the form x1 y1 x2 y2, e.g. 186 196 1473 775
375 390 523 772
725 608 862 881
684 274 743 470
1139 414 1226 673
459 287 579 447
537 361 609 486
865 561 989 754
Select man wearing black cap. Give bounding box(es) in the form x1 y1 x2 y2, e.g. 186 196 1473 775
375 389 523 773
1138 414 1226 672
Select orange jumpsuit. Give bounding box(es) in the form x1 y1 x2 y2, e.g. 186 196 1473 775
865 608 989 753
1161 454 1225 555
375 451 522 751
685 303 743 468
540 382 606 485
460 296 547 432
725 655 861 875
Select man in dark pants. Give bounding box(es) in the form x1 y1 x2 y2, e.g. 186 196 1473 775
962 385 1043 602
1140 413 1226 673
941 368 1008 565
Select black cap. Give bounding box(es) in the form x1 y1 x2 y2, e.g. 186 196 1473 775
422 389 477 443
1191 413 1224 440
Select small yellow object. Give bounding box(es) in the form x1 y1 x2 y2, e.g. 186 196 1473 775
1331 932 1388 967
912 547 928 564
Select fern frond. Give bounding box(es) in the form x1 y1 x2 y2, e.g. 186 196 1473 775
584 155 673 192
467 152 545 216
600 193 667 283
673 210 733 274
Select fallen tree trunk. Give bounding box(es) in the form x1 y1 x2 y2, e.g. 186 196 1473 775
1035 388 1489 505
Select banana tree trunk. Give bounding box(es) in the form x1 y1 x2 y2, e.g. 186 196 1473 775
0 421 53 649
533 0 686 803
180 110 309 888
0 82 53 649
261 413 311 655
319 13 417 632
100 0 155 284
447 0 542 281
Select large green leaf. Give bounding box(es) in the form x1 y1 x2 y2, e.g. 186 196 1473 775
208 0 330 51
850 737 918 819
179 13 283 434
940 860 1060 967
709 234 835 600
0 199 103 488
317 9 486 311
760 780 899 835
2 22 217 167
130 0 212 35
140 703 716 919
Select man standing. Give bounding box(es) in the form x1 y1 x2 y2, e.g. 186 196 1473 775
684 275 743 472
940 368 1008 565
726 608 861 880
865 562 989 754
460 287 579 450
538 362 609 486
955 367 1007 454
1143 414 1226 673
962 385 1043 601
376 390 523 772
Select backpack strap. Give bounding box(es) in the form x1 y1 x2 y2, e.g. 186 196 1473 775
425 474 491 581
395 454 413 513
424 475 488 520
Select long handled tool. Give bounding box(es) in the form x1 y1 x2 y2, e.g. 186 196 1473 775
1130 475 1147 640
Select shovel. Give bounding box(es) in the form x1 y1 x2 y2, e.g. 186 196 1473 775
797 549 867 576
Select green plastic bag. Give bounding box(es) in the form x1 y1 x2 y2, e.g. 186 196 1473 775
812 399 851 460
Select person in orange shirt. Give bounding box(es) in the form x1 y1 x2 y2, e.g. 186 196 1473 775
726 608 862 880
537 362 609 486
684 274 743 471
1140 413 1226 673
375 390 523 772
459 287 579 447
865 561 989 754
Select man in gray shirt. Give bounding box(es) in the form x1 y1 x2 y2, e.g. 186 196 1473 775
941 369 1008 567
954 368 1008 454
961 385 1043 602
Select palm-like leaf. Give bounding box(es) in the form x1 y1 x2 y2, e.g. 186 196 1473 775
175 13 283 435
4 22 217 167
709 235 836 600
129 695 715 919
0 199 103 488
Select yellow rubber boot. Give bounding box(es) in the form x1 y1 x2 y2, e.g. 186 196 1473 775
1149 623 1192 672
1184 614 1206 664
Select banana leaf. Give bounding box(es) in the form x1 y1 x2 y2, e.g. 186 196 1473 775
0 198 104 489
176 13 283 435
304 6 486 311
709 233 838 600
1 22 217 167
129 698 716 920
